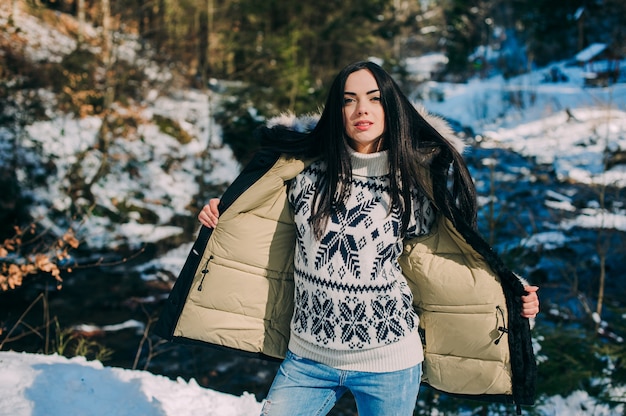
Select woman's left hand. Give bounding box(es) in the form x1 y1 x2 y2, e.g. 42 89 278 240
521 286 539 318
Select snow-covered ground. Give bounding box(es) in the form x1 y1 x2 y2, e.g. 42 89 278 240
1 2 240 251
0 351 262 416
423 59 626 190
1 350 623 415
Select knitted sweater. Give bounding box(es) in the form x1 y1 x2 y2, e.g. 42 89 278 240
287 148 436 372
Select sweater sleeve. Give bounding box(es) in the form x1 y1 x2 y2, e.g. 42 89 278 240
405 187 437 239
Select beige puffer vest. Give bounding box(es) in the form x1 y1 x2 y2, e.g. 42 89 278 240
170 155 513 397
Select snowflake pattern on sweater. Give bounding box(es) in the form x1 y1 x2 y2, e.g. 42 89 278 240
288 151 436 354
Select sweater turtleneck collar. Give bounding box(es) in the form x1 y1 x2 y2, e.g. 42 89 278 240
346 145 390 177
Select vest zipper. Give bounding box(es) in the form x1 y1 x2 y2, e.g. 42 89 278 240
494 305 509 345
197 255 213 291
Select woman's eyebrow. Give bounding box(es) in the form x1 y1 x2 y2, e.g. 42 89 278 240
343 89 380 96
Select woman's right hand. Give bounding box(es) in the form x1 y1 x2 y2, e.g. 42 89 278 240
198 198 221 228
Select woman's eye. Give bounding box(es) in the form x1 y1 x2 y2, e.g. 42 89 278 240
343 97 355 105
372 96 381 102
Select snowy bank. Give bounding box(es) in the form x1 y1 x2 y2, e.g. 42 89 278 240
1 351 623 415
0 351 262 416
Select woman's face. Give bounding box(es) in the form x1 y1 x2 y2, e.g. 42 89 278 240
342 69 385 154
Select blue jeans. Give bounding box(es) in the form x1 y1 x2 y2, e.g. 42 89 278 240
260 351 422 416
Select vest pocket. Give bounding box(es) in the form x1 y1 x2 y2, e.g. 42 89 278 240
423 352 512 395
420 303 509 361
419 304 512 395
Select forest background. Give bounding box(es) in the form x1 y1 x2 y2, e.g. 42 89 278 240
1 0 626 415
3 0 626 163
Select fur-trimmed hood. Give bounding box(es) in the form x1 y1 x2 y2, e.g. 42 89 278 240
265 104 466 155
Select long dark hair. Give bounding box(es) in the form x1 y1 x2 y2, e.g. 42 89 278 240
260 61 478 238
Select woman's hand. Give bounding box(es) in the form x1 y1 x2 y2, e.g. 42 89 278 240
521 286 539 318
198 198 221 228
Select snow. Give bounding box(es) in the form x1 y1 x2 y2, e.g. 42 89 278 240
0 351 262 416
2 5 240 251
426 75 625 168
575 43 608 62
483 108 626 187
1 350 623 415
538 390 624 416
404 53 448 81
4 10 77 62
520 231 569 251
20 87 237 251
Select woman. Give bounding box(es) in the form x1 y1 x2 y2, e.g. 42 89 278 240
155 61 539 415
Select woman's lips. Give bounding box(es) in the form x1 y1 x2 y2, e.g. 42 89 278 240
354 121 373 131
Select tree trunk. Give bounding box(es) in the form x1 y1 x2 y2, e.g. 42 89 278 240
10 0 19 24
87 0 115 201
101 0 112 68
207 0 214 74
77 0 85 44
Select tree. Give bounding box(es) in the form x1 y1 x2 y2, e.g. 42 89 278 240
77 0 86 44
439 0 495 75
511 0 584 67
